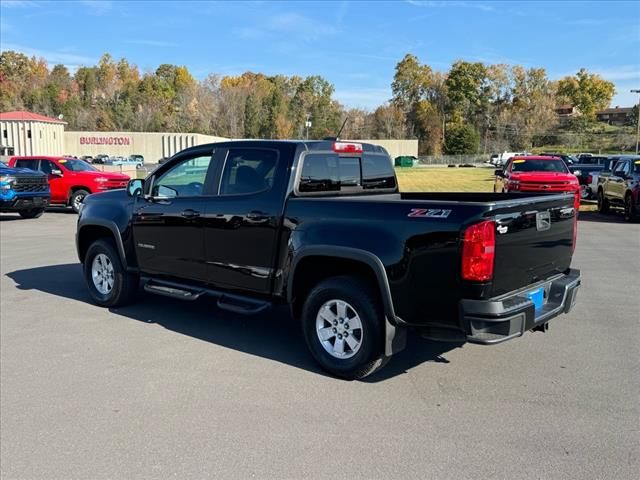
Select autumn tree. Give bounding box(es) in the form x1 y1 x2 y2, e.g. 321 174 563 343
556 68 616 118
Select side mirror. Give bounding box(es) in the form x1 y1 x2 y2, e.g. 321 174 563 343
494 169 504 177
127 178 144 197
50 169 63 176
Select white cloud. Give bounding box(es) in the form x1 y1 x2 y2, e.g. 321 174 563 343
126 39 179 48
335 87 391 109
266 12 337 38
405 0 495 12
0 42 95 67
78 0 112 15
0 0 41 7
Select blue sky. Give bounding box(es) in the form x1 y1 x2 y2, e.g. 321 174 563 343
1 0 639 109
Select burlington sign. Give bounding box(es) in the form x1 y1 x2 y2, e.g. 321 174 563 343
79 136 131 145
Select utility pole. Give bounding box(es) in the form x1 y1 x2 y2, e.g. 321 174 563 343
632 89 640 154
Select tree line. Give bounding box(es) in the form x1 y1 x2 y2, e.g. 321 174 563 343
0 50 623 154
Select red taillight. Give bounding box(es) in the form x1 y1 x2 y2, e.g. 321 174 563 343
587 175 592 184
333 142 363 153
461 220 495 282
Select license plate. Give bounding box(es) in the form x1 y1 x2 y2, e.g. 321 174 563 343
32 197 43 205
527 287 544 311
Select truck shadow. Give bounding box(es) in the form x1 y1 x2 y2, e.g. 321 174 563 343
578 211 628 224
6 263 460 382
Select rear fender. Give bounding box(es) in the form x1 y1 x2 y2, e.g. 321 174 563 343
288 246 406 357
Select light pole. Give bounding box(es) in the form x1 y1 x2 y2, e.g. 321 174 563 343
632 89 640 154
304 114 312 140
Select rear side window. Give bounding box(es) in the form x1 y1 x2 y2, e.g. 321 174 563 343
14 159 37 170
220 148 278 195
298 153 395 194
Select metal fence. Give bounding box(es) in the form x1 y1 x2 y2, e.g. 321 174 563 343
417 154 491 165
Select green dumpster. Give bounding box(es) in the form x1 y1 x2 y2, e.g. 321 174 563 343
395 156 416 167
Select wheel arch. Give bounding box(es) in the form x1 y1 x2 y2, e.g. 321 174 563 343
287 246 405 357
77 220 127 269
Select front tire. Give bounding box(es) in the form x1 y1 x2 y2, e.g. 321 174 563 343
301 276 387 380
83 239 138 307
597 189 609 214
18 208 44 219
70 189 89 213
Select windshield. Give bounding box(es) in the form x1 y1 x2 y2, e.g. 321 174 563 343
59 159 98 172
0 161 7 167
511 159 568 173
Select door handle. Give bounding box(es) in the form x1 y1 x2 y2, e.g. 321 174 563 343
181 209 200 218
246 211 268 221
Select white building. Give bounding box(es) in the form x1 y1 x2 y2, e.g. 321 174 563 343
0 111 66 156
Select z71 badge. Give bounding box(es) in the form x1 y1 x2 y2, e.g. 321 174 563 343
407 208 452 218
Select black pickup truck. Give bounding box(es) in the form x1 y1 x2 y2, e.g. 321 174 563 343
76 140 581 379
597 155 640 221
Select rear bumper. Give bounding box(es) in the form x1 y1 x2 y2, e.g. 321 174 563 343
460 269 581 345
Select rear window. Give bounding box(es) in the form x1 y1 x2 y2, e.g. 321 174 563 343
298 153 396 194
511 159 568 173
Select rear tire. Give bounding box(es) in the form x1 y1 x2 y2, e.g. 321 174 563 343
301 276 387 380
18 208 44 219
624 193 637 222
83 239 138 307
597 189 609 214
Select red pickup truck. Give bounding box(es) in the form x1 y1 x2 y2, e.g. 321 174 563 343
9 156 130 212
494 156 581 208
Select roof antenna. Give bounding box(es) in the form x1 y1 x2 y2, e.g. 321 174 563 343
336 116 349 140
324 116 349 141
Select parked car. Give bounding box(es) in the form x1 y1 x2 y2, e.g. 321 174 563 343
0 160 50 218
109 155 144 169
8 156 130 213
585 157 617 199
597 156 640 221
495 151 531 167
80 155 94 163
568 156 609 198
494 155 580 208
489 153 499 165
76 140 581 379
92 154 109 165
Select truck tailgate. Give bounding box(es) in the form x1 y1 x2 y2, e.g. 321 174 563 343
489 194 576 297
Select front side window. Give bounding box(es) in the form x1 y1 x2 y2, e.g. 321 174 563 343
58 159 97 172
613 161 630 176
152 154 213 198
220 148 278 195
39 160 56 174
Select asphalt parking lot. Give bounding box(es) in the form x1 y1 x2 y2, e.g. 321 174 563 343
1 210 638 480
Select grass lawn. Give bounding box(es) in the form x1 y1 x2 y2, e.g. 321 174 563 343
395 167 495 192
395 166 595 212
